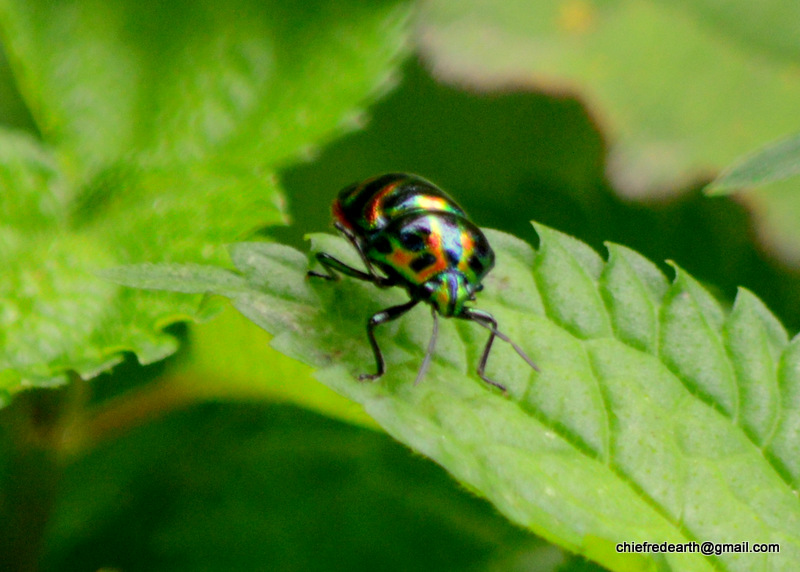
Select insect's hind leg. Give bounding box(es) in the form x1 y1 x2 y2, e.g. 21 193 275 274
360 299 419 381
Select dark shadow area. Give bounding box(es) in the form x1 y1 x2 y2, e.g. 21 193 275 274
273 59 800 332
41 402 538 572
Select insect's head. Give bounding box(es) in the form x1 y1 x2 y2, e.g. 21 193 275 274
421 270 476 318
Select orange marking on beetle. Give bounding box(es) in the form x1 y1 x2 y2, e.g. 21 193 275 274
434 287 449 310
414 218 448 282
389 248 414 269
365 181 399 227
417 258 447 282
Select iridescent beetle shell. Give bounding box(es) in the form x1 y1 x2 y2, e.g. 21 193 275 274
333 173 467 236
332 173 494 317
308 173 538 391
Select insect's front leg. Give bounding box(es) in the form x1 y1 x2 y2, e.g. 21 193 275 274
308 225 396 287
360 299 419 381
461 308 507 393
307 252 397 288
462 307 540 393
308 252 375 282
334 222 394 288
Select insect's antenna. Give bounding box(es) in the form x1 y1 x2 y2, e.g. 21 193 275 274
468 312 540 372
415 308 439 385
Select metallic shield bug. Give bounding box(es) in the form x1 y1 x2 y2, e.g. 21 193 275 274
308 173 538 392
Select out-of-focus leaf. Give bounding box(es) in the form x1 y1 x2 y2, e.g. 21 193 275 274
415 0 800 268
666 0 800 61
0 129 62 228
0 0 410 179
0 0 412 405
106 227 800 570
416 0 800 198
708 132 800 193
0 43 34 130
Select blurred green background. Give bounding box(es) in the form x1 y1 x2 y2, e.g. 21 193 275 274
2 0 800 570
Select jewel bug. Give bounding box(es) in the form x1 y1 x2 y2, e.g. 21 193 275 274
308 173 538 392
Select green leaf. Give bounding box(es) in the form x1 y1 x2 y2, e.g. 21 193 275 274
0 0 412 405
177 305 380 430
0 0 410 178
0 130 62 228
98 263 248 296
708 132 800 194
770 337 800 486
667 0 800 61
0 44 34 129
416 0 800 197
107 225 800 571
600 243 668 354
659 263 738 416
724 288 787 445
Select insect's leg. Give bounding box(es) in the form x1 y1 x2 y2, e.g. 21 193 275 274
462 308 540 392
334 222 390 286
414 307 439 386
464 309 505 392
360 299 419 381
308 252 377 282
308 225 396 287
